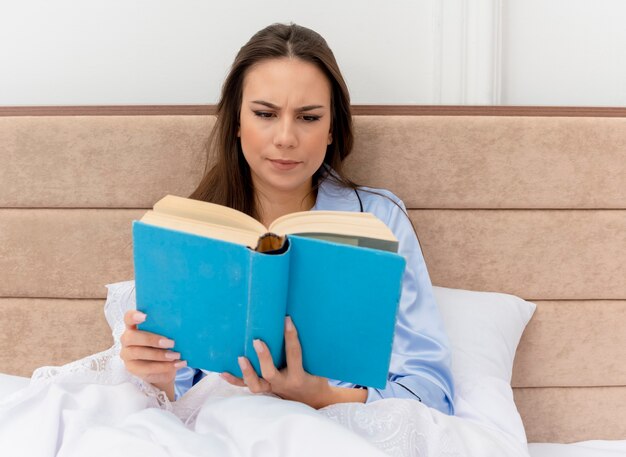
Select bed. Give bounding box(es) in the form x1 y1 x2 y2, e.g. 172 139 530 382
0 105 624 455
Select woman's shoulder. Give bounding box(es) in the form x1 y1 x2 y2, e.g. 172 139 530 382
316 175 406 223
357 185 405 210
356 185 407 228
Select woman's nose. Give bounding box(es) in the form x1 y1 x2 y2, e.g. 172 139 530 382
273 118 298 149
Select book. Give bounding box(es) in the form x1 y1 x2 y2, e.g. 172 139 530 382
132 194 406 389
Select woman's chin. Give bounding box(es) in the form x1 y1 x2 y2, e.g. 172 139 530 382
259 174 312 195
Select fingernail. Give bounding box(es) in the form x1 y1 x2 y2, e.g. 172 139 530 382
174 360 187 369
164 351 181 360
253 339 264 353
159 338 175 349
285 316 294 332
133 312 146 324
238 356 247 371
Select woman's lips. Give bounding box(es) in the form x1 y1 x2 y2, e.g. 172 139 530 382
269 159 301 171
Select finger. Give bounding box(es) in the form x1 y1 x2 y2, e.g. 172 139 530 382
253 339 280 382
284 316 304 373
238 356 271 393
120 328 175 350
120 345 181 363
125 359 187 384
124 310 147 330
219 372 246 387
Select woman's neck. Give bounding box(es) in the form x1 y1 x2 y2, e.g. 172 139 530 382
254 181 317 228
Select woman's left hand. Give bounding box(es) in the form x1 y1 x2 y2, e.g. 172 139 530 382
220 316 333 409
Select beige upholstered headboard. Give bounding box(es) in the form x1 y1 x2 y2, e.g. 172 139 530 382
1 106 624 443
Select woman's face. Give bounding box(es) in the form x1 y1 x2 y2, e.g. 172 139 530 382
238 58 332 196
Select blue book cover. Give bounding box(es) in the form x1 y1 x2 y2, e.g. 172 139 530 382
133 220 405 389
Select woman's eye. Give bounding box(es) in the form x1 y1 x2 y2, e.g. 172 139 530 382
302 115 321 122
253 111 273 118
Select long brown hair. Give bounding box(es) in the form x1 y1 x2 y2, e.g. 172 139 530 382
189 23 360 219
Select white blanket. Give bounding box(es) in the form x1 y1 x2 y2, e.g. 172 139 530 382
0 366 528 457
0 281 530 456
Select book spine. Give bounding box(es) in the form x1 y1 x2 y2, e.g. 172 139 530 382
242 247 291 376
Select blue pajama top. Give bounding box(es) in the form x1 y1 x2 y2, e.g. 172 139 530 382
174 170 455 415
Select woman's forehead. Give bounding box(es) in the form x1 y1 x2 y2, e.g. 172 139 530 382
242 58 331 107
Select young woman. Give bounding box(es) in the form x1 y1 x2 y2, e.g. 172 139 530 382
120 23 455 415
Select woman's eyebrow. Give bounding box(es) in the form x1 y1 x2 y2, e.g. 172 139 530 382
250 100 325 112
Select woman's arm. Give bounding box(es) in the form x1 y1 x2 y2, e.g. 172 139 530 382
360 196 455 415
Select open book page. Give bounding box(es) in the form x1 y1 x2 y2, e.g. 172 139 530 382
269 211 399 252
140 211 261 248
143 195 398 252
153 195 267 234
293 233 398 252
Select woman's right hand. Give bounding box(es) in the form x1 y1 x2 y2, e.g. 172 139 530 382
120 310 187 400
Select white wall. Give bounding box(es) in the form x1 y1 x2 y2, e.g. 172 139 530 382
0 0 437 105
502 0 626 106
1 0 625 106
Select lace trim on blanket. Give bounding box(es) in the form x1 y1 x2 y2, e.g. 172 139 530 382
320 400 465 457
29 281 171 410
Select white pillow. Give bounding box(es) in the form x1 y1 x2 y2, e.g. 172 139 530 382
433 286 536 445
